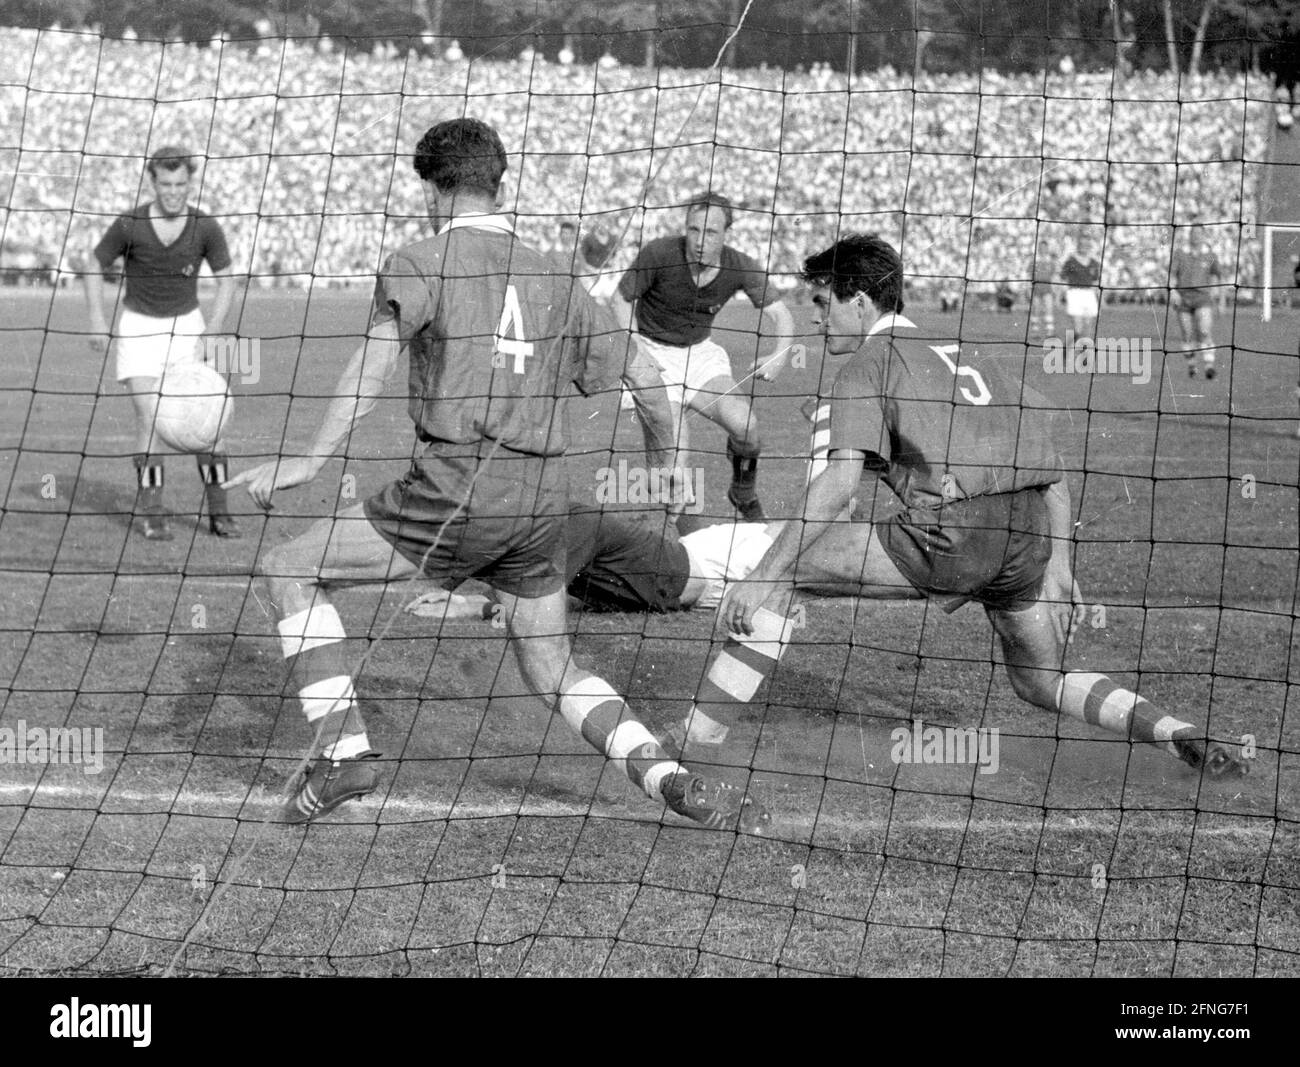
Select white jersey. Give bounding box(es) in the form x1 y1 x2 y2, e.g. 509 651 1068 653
678 522 774 609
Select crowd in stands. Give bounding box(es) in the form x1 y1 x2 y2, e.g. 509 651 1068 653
0 26 1274 300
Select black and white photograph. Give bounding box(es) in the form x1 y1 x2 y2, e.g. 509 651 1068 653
0 0 1297 1008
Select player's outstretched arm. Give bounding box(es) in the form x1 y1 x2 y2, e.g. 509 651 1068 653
752 299 797 381
224 319 401 509
1040 477 1082 646
720 450 862 634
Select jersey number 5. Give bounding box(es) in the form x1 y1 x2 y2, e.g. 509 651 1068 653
493 285 535 373
930 344 991 405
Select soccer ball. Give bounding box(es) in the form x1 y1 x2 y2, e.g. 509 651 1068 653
154 361 232 453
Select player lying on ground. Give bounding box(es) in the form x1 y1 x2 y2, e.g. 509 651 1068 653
226 118 767 832
406 506 776 622
83 145 240 540
672 232 1249 779
609 191 796 521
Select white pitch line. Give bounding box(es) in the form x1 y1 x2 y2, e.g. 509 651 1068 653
0 781 1274 836
106 576 255 588
2 435 138 447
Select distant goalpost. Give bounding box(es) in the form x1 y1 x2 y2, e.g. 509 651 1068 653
1261 223 1300 320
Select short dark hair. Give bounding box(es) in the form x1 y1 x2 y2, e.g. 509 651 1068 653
147 146 194 178
413 118 507 196
581 231 616 269
685 191 733 229
802 233 905 313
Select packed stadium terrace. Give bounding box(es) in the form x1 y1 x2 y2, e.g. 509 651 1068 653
0 27 1273 298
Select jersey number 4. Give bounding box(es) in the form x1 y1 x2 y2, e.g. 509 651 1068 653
930 344 991 405
492 285 535 373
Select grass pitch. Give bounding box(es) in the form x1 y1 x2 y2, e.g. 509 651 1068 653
1 285 1297 976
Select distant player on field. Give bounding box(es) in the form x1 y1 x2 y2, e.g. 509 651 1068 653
1029 237 1057 339
1059 233 1101 341
83 146 240 540
610 192 796 521
672 233 1248 780
1169 227 1223 380
1261 27 1299 130
226 119 765 832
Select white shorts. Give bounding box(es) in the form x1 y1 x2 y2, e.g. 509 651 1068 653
679 521 775 609
1065 288 1099 321
635 333 734 408
114 307 205 382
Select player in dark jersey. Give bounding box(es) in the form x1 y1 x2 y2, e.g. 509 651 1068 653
226 119 766 833
1169 227 1223 380
83 146 240 541
672 233 1248 781
1059 234 1101 342
407 507 775 621
611 192 796 521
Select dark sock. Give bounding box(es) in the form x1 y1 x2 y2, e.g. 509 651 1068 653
727 438 760 490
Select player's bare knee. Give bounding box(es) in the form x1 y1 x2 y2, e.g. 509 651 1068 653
1005 663 1058 709
514 638 567 698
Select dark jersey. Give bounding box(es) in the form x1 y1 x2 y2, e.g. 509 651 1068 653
564 507 689 612
827 315 1061 510
617 236 775 346
1060 254 1100 288
371 216 625 457
93 205 231 317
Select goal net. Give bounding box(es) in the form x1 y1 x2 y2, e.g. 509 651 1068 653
1 11 1295 979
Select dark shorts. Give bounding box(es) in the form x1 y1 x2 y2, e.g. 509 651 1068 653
878 487 1052 611
364 442 567 599
564 507 690 612
1177 291 1212 312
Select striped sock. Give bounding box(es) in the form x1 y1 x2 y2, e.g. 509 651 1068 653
1055 672 1197 758
277 603 369 756
195 452 228 485
684 607 793 744
132 453 165 510
196 451 233 519
559 676 682 798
